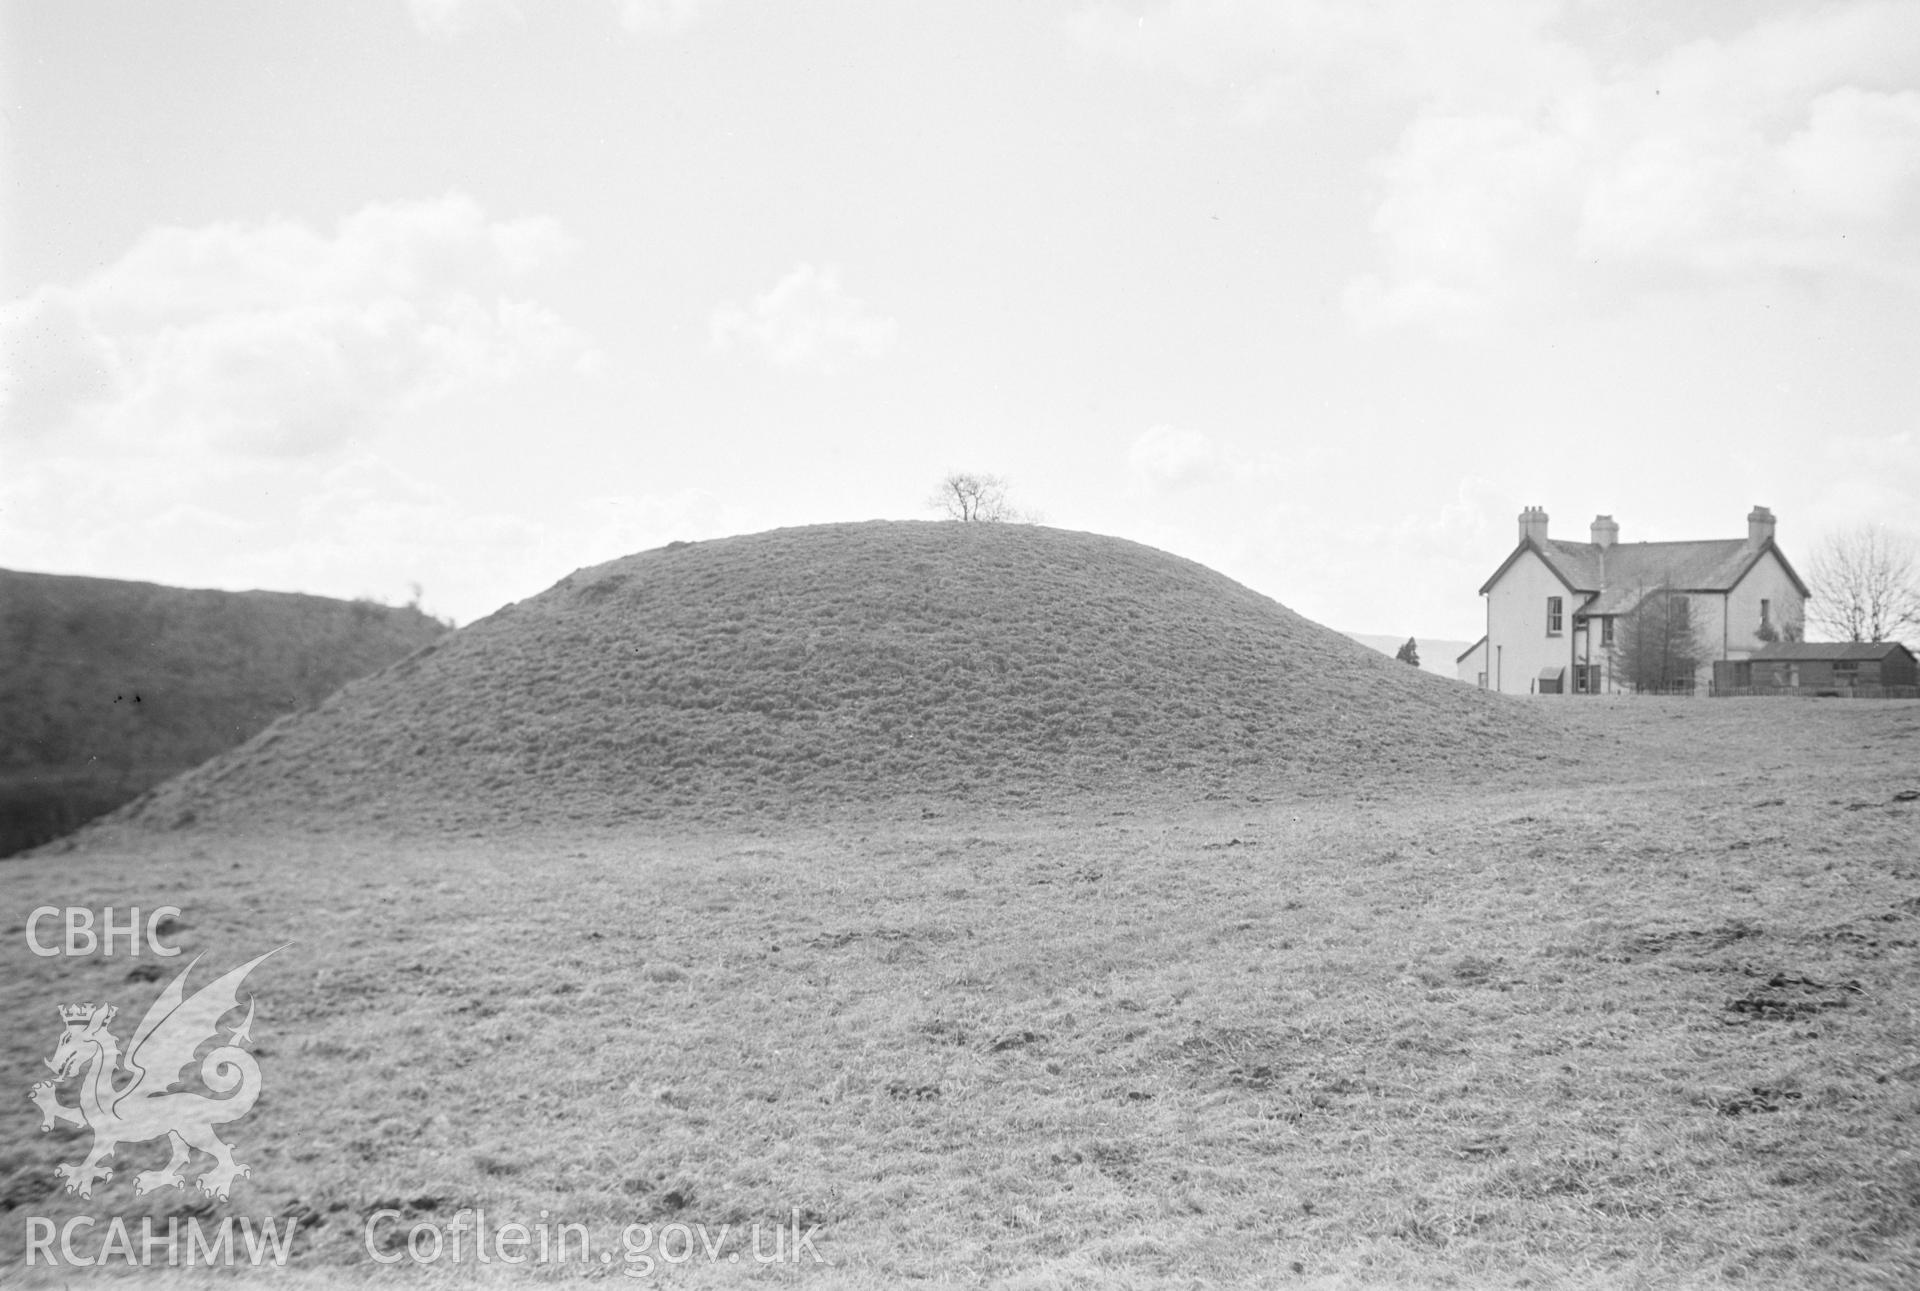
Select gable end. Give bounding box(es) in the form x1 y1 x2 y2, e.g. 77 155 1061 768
1478 540 1585 598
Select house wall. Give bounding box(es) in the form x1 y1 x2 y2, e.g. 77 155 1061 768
1689 592 1728 691
1570 615 1605 692
1724 549 1807 656
1584 619 1608 692
1486 548 1577 695
1456 639 1488 687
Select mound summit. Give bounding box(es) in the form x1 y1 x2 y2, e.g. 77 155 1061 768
118 523 1553 833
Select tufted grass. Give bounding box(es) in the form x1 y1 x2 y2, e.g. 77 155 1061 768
3 700 1918 1286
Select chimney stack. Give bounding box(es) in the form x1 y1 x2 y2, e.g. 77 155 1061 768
1748 505 1776 545
1591 514 1618 549
1518 506 1549 545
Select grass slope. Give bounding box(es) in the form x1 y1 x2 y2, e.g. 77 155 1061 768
111 522 1559 836
1 702 1916 1286
0 569 448 856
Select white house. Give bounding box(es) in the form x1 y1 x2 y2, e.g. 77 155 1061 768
1456 636 1488 688
1475 506 1808 695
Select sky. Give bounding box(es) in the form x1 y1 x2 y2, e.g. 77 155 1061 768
3 1 1917 642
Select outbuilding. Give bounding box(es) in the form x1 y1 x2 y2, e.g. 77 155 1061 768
1713 641 1918 697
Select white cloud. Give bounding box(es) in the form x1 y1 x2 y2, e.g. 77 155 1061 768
0 437 756 625
1365 6 1920 324
0 287 121 438
1426 475 1505 549
0 193 611 623
1076 1 1920 328
710 263 899 374
1127 423 1221 491
613 0 715 35
1344 110 1584 332
404 0 715 38
1068 0 1570 121
404 0 522 39
0 193 596 453
275 461 752 621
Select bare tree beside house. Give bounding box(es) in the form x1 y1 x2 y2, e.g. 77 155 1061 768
1807 524 1920 644
1610 585 1709 694
1754 603 1804 644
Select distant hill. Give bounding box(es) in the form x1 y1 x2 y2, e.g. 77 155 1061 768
0 569 449 855
108 522 1559 838
1344 632 1476 680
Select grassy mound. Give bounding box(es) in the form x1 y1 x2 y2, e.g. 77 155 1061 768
114 522 1555 834
0 569 448 855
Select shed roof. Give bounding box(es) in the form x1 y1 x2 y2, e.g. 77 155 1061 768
1456 635 1487 664
1750 642 1916 662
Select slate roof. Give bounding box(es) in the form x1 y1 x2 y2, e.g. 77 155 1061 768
1749 642 1915 662
1577 586 1655 618
1540 538 1758 592
1479 534 1810 604
1455 635 1486 663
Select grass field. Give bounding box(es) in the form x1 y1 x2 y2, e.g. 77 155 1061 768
4 699 1918 1287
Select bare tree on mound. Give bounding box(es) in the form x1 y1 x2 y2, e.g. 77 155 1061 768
1808 523 1920 644
1395 638 1420 666
929 472 1038 523
1612 586 1708 694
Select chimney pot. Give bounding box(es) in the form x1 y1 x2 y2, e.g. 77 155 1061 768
1519 506 1550 545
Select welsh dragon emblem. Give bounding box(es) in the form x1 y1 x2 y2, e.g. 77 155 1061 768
29 949 281 1201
